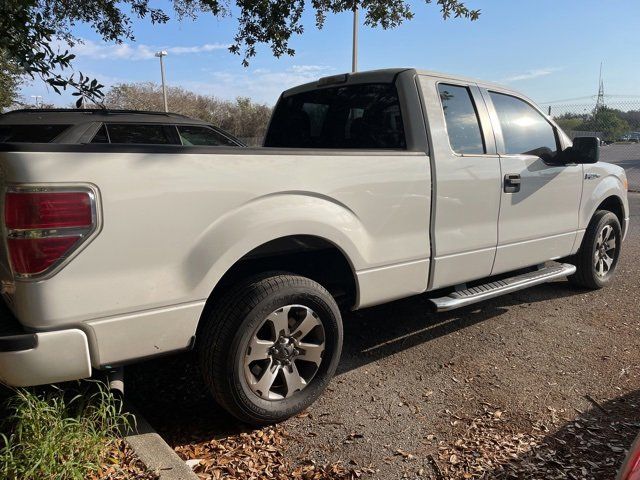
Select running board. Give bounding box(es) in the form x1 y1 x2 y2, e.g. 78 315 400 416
429 263 576 312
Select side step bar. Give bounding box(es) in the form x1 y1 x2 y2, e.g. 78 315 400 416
429 263 576 312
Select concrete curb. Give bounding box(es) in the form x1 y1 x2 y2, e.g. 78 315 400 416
124 403 199 480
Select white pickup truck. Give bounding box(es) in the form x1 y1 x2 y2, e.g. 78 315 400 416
0 68 629 425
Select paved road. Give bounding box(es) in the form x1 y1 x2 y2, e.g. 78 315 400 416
129 193 640 479
602 143 640 191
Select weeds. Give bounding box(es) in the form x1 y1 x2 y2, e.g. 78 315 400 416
0 381 132 480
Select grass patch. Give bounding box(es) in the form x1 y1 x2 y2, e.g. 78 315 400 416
0 382 133 480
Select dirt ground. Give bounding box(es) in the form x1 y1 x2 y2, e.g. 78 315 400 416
128 193 640 479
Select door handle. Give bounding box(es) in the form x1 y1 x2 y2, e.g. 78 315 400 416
504 174 521 193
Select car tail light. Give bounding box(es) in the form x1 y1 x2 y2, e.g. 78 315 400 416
4 187 98 278
620 436 640 480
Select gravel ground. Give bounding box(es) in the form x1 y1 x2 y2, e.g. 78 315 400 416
128 192 640 479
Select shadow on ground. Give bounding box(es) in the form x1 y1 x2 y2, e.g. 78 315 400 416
126 281 584 446
484 389 640 479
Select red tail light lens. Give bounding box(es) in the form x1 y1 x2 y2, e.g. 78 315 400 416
5 192 92 229
7 237 80 275
620 436 640 480
4 188 97 278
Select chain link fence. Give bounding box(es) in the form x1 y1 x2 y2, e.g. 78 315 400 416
547 101 640 192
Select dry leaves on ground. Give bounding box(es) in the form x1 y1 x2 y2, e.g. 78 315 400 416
175 427 374 480
92 440 159 480
435 400 639 479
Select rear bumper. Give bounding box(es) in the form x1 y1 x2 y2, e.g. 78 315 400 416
0 328 92 387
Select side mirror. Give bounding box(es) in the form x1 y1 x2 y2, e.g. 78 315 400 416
567 136 600 164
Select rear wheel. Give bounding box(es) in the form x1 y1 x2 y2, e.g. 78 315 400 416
568 210 621 289
198 273 343 425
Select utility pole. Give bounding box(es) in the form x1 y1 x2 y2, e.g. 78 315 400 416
352 5 358 73
155 51 169 112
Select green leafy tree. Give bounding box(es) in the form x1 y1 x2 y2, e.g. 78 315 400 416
0 0 479 104
582 107 630 141
0 51 23 112
553 113 588 136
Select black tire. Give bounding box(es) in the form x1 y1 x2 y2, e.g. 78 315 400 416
198 273 343 425
568 210 622 289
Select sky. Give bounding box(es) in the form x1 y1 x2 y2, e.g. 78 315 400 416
20 0 640 107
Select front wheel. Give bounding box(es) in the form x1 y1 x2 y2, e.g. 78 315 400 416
198 273 343 425
568 210 622 289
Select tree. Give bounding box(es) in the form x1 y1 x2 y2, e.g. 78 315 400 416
553 113 588 136
0 51 23 112
104 82 272 143
582 107 630 141
0 0 479 103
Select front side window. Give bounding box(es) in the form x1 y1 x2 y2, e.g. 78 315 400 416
489 92 558 158
106 124 175 144
0 124 70 143
438 84 485 154
264 83 406 149
177 125 238 146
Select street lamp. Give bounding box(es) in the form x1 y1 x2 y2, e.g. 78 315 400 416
155 51 169 112
30 95 43 108
352 6 358 73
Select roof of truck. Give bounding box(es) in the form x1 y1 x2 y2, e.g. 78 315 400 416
281 67 511 97
0 109 210 125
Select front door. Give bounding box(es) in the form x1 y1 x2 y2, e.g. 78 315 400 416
419 76 502 289
484 90 582 275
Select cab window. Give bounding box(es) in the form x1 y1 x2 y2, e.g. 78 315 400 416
489 92 558 158
438 84 485 155
265 83 406 149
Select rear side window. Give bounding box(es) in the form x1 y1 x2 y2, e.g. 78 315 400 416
90 125 109 143
177 125 238 146
264 83 406 149
0 124 70 143
106 124 175 144
489 92 558 158
438 84 485 154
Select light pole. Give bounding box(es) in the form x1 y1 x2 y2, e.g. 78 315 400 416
155 51 168 112
30 95 42 108
352 5 358 73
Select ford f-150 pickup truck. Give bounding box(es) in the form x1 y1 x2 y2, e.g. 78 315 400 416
0 68 629 425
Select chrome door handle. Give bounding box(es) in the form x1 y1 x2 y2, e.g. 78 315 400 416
504 174 521 193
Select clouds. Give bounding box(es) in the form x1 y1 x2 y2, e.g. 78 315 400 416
60 38 228 61
502 68 561 83
181 65 337 104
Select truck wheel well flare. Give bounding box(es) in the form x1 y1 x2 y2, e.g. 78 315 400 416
197 235 358 335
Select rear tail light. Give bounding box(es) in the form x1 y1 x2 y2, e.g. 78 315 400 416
4 187 98 278
620 437 640 480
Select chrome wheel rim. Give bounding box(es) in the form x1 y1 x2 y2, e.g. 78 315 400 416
244 305 325 400
594 224 616 278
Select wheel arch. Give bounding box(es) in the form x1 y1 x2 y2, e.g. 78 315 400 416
195 234 359 337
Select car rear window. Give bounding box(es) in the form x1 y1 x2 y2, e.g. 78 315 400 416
177 125 238 146
105 124 176 144
264 83 406 149
0 124 70 143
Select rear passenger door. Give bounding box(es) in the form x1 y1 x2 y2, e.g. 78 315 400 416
483 90 581 275
419 76 501 289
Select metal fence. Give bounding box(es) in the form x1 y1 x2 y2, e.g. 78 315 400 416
547 101 640 192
